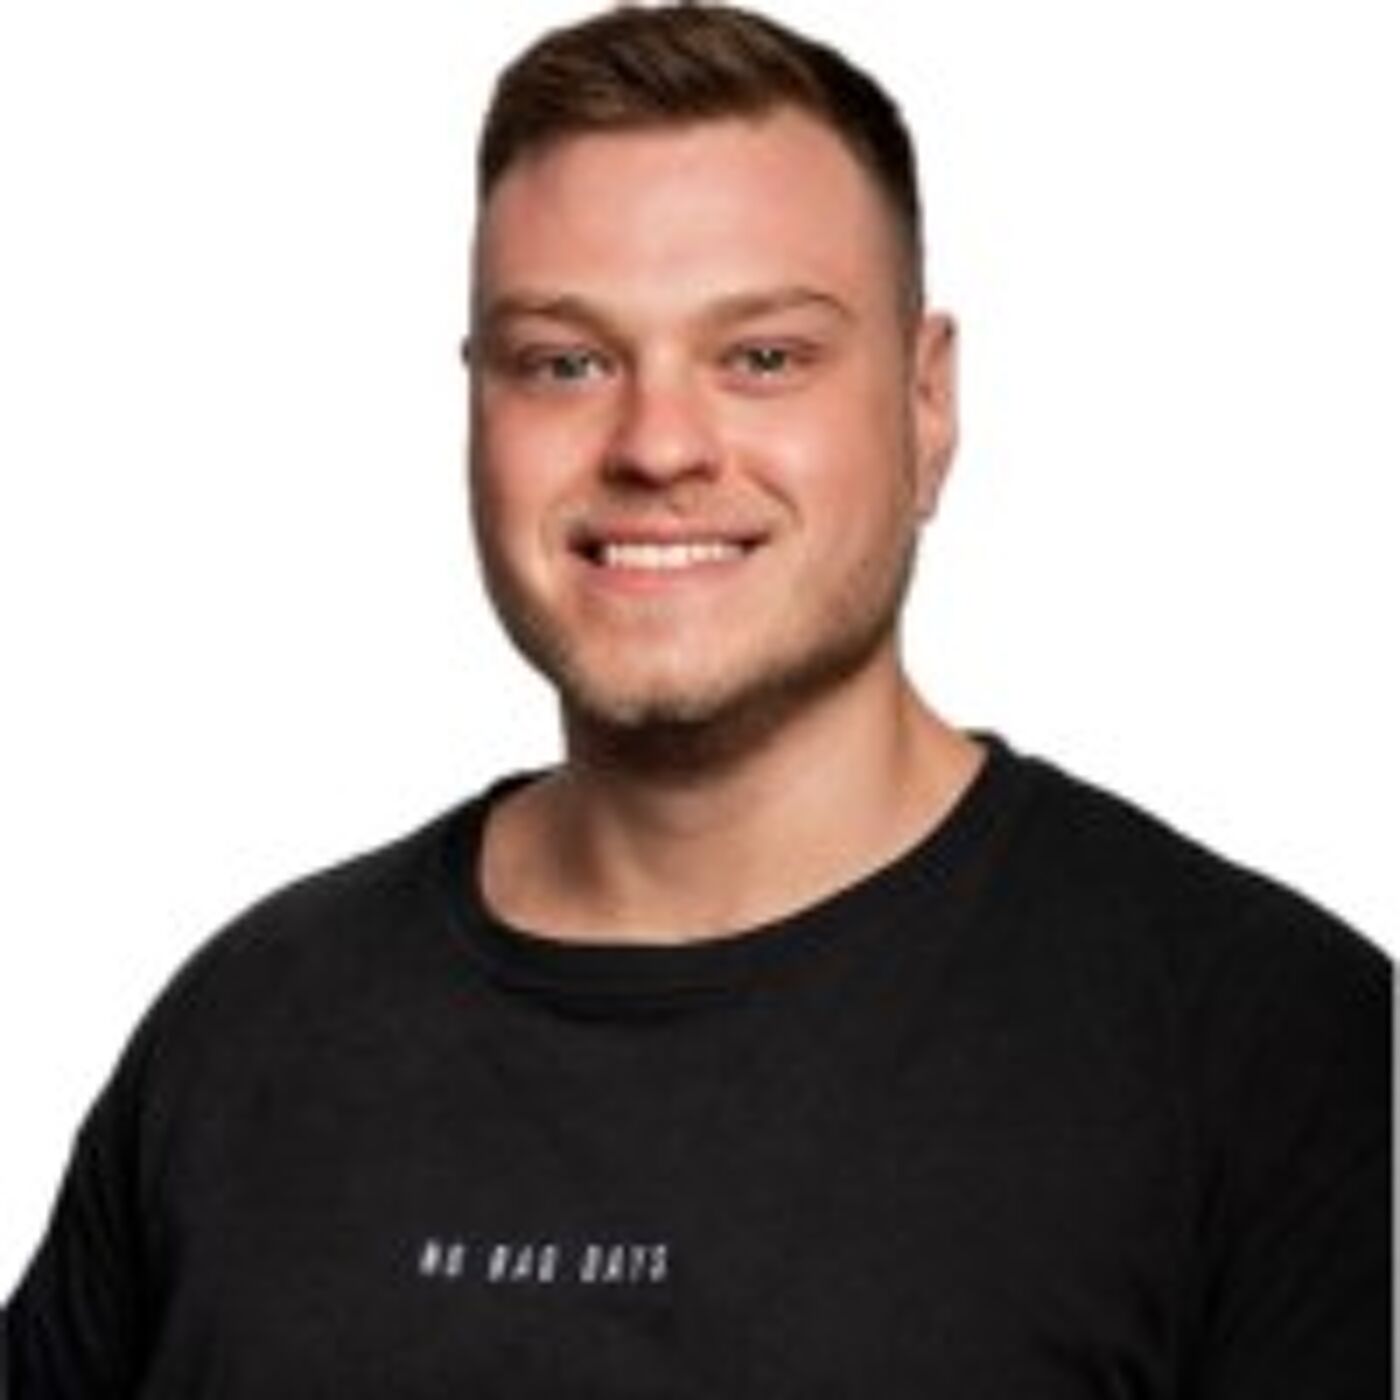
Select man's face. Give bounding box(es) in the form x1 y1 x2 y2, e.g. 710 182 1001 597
470 107 954 738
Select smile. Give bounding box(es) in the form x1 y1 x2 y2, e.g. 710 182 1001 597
596 540 747 572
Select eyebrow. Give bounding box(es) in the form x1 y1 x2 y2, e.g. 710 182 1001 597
477 285 856 339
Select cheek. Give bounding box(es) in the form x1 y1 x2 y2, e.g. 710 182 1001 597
471 403 581 539
477 382 621 473
469 456 541 594
732 385 912 526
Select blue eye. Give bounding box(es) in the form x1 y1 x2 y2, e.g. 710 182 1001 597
733 344 793 376
535 349 608 382
721 340 819 391
503 345 612 388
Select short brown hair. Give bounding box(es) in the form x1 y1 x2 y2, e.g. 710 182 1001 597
477 2 925 316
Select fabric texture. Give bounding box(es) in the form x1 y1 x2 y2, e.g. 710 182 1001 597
5 738 1392 1396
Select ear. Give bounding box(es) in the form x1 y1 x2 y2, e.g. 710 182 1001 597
910 312 958 518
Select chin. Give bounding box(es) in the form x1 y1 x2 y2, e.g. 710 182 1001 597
492 546 917 763
563 670 746 733
558 628 898 772
563 689 793 774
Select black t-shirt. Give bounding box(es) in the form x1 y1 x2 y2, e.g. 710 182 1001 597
5 739 1392 1396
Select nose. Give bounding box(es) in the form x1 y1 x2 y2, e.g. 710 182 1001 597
602 365 721 488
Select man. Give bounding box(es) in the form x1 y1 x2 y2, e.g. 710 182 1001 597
5 4 1390 1395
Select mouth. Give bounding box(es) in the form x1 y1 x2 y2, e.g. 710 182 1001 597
571 529 766 575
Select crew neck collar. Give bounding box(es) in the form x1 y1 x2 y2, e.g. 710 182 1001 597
439 732 1030 1008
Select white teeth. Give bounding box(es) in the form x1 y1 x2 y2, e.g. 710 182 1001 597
598 540 745 571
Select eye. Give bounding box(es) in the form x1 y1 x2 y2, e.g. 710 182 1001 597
507 345 614 388
731 344 792 375
721 340 819 389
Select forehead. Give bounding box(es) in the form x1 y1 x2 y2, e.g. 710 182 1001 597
474 108 902 322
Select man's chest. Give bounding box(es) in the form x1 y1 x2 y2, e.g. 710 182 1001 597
139 983 1190 1396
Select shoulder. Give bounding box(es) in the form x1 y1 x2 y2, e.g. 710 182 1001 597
999 743 1390 1163
997 749 1393 1387
1003 744 1390 991
170 805 456 999
100 792 491 1115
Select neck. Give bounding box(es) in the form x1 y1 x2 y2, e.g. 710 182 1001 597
482 653 983 944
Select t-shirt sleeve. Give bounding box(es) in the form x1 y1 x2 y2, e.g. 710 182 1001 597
4 1065 150 1397
3 845 412 1398
2 921 230 1398
1182 891 1392 1398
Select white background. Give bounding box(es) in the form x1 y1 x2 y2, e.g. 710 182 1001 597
1 2 1395 1292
